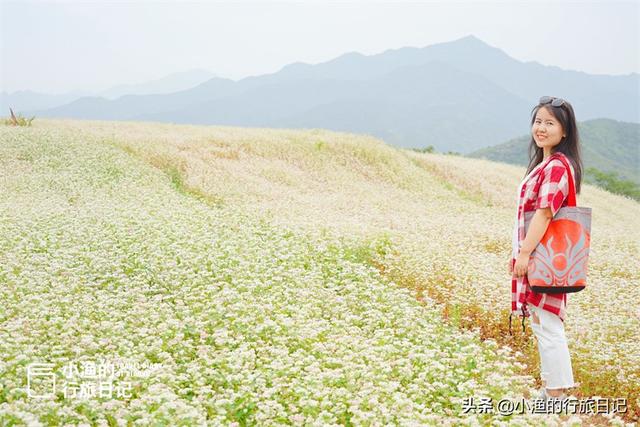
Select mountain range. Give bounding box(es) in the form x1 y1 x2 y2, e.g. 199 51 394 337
1 69 216 114
10 35 640 154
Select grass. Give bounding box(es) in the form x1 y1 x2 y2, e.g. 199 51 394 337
2 108 35 127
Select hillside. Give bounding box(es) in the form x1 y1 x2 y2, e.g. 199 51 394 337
467 118 640 185
1 119 638 424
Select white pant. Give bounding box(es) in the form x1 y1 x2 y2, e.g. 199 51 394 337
528 305 576 390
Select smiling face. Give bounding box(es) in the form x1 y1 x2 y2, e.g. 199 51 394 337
532 106 566 154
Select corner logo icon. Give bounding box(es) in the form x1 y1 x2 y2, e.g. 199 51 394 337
27 363 56 398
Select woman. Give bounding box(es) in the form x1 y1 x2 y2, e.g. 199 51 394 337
508 96 583 401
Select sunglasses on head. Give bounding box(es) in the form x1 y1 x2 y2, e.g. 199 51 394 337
539 96 565 107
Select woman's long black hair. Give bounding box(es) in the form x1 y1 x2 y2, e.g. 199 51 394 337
524 99 583 194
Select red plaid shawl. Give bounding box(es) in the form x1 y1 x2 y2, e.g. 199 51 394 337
510 152 575 330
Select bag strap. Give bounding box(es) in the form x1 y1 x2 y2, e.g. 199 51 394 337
542 153 577 207
552 154 577 207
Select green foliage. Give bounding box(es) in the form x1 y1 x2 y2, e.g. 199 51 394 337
167 166 186 193
585 167 640 201
105 414 119 427
411 145 435 154
164 165 224 207
227 396 257 426
3 108 35 127
326 233 393 267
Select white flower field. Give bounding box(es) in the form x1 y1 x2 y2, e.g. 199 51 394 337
0 119 638 426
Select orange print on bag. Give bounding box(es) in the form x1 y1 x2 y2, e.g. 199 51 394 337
527 219 590 291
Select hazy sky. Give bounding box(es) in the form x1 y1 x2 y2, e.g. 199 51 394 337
1 0 638 94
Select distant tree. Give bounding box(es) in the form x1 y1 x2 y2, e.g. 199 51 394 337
410 145 435 154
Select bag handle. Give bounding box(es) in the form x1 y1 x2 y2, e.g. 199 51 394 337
552 154 577 207
542 153 577 207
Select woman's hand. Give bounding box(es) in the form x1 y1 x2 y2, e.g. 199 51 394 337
513 251 531 278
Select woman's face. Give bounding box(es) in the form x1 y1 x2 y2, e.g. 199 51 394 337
532 106 565 149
